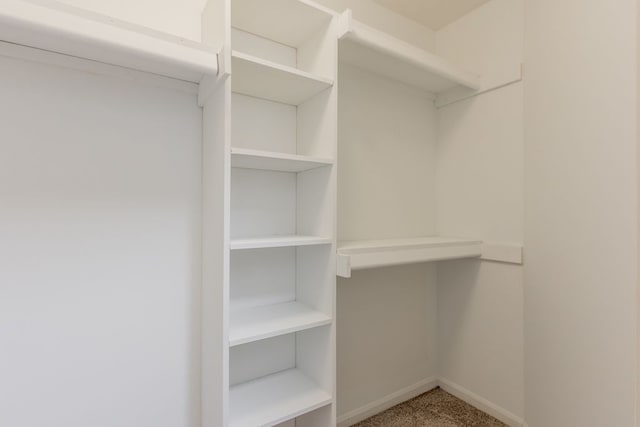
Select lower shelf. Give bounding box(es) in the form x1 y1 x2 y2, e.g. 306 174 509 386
337 236 482 278
230 301 332 347
230 368 332 427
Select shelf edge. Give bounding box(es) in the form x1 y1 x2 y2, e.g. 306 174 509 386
230 148 334 172
232 50 334 86
337 239 524 277
230 236 333 250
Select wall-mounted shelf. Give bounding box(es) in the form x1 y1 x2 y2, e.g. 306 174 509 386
230 301 331 347
231 235 332 250
232 51 333 105
337 237 483 278
337 10 480 94
230 368 332 427
231 148 333 173
0 0 219 83
337 237 525 277
232 0 334 48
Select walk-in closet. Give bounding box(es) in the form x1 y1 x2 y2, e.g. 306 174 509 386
2 1 639 427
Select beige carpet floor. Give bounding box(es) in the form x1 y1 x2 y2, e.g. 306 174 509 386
352 387 507 427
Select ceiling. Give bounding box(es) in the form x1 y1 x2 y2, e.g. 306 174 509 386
370 0 491 30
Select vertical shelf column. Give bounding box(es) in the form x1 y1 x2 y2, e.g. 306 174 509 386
222 1 340 426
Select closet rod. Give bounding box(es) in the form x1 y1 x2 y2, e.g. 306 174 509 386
0 0 219 83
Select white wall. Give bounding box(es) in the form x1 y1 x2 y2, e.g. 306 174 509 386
524 1 638 426
336 63 438 422
52 0 207 40
435 0 524 423
0 56 202 427
337 264 437 418
337 65 437 242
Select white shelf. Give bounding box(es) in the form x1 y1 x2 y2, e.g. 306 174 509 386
337 236 482 278
231 235 332 250
0 0 218 83
230 368 332 427
232 0 335 48
338 10 480 94
230 301 331 347
232 51 333 105
231 148 333 173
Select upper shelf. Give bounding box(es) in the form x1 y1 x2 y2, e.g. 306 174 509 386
232 50 333 105
0 0 219 83
232 0 335 48
337 236 482 278
337 10 480 94
337 237 525 277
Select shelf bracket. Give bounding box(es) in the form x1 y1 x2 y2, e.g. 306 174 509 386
336 9 353 40
336 254 351 278
198 45 231 107
480 242 523 265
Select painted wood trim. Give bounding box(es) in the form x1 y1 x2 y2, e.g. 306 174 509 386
438 378 525 427
337 377 439 426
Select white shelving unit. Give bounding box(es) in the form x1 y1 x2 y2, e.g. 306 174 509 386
336 237 482 278
231 148 334 172
338 9 479 94
333 10 522 282
230 368 332 427
232 0 334 49
231 51 334 105
230 301 332 347
0 0 219 84
201 0 340 425
230 236 332 250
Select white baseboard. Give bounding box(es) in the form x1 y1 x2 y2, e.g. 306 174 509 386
336 377 525 427
437 378 525 427
336 376 438 427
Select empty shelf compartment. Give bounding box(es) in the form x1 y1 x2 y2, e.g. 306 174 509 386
232 51 333 105
230 368 332 427
232 0 334 49
230 301 332 347
338 10 479 93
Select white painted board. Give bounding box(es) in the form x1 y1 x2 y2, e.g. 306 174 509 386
230 301 332 347
232 51 333 105
339 12 479 93
231 148 333 173
230 368 332 427
232 0 334 48
337 236 482 278
231 236 332 250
